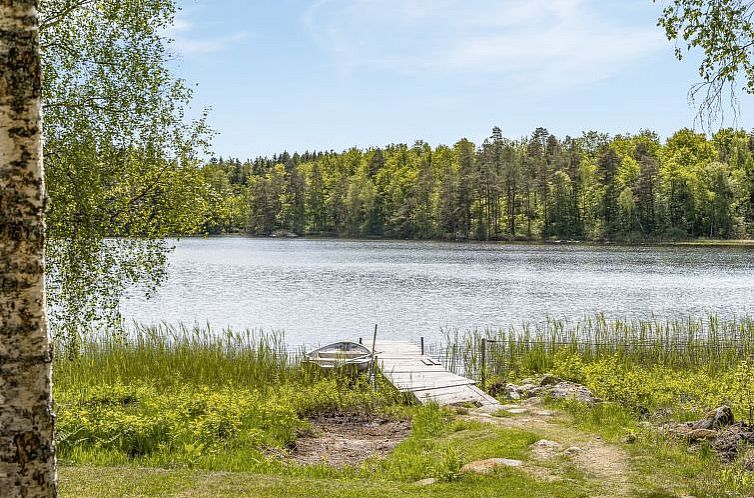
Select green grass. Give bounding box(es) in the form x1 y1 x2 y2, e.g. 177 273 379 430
52 318 754 497
443 315 754 420
58 466 592 498
443 315 754 377
54 325 404 471
56 323 304 389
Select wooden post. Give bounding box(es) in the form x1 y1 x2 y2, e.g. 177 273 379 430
420 336 424 356
481 338 487 390
370 324 378 386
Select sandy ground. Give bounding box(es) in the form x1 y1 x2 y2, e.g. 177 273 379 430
290 413 411 467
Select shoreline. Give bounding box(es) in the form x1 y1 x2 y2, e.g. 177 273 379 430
177 232 754 248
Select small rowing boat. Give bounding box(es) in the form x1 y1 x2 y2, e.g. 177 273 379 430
303 341 373 372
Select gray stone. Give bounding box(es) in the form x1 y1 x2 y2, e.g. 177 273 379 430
414 477 438 486
461 458 523 474
531 439 562 449
540 374 563 386
548 381 598 404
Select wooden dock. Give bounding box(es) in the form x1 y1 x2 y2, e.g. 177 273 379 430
374 340 500 407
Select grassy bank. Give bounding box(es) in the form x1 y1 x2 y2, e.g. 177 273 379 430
54 328 594 495
55 325 404 472
442 315 754 420
54 317 754 497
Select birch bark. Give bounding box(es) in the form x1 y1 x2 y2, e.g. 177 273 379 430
0 1 57 496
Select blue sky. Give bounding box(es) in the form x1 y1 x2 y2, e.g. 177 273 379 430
169 0 754 159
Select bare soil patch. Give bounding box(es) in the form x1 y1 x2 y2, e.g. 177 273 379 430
291 413 411 467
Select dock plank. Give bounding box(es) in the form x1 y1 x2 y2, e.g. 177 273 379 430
375 340 500 408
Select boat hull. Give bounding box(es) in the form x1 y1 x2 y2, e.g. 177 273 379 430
303 341 373 372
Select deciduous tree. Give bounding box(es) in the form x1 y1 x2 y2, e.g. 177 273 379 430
0 1 56 495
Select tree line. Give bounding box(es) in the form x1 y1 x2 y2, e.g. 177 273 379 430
200 127 754 241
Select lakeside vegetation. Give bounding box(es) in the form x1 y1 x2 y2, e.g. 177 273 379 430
443 315 754 419
55 317 754 497
200 128 754 243
6 1 754 497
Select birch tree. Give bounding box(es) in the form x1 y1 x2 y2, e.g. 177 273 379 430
0 0 57 496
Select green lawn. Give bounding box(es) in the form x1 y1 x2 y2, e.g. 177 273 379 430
58 465 594 498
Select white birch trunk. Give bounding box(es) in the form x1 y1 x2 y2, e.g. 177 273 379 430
0 1 57 496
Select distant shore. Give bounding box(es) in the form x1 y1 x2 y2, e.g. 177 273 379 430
184 232 754 248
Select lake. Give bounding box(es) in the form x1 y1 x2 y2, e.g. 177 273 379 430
120 238 754 345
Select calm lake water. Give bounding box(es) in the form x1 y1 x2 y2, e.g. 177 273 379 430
120 238 754 345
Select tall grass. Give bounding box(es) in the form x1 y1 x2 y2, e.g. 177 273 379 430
55 322 310 390
53 323 405 469
437 314 754 380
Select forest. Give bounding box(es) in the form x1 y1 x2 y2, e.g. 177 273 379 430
200 127 754 242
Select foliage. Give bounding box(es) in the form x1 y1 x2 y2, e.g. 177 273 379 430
40 0 213 340
551 349 586 384
658 0 754 125
201 127 754 244
58 381 303 461
444 315 754 421
54 325 403 468
443 315 754 379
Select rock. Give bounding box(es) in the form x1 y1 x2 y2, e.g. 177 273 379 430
507 408 528 414
686 428 718 442
504 384 521 400
528 386 545 397
461 458 523 474
540 374 562 386
487 381 507 398
414 477 438 486
534 410 554 417
501 379 597 404
530 439 562 459
711 423 754 462
667 424 692 437
474 404 502 414
548 381 598 404
691 405 734 430
563 446 582 457
531 439 561 449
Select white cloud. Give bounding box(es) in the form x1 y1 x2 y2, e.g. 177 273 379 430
166 14 250 56
303 0 665 90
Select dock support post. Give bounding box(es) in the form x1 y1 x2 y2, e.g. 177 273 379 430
420 336 424 356
371 324 378 387
481 338 487 390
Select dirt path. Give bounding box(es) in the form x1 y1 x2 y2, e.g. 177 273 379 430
465 399 634 497
285 399 639 496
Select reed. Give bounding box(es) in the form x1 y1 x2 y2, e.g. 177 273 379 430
54 322 310 391
53 323 405 468
437 314 754 380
